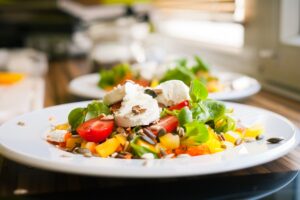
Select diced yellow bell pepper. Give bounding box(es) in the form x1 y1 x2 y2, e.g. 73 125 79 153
114 134 127 146
244 124 264 138
224 131 241 144
66 137 82 150
95 138 120 157
159 133 180 150
150 79 159 88
137 139 157 153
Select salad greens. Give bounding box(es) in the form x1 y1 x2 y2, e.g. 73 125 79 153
175 79 235 146
98 63 130 89
160 56 210 86
68 101 110 131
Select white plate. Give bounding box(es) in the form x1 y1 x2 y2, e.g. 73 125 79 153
68 72 261 101
0 102 297 178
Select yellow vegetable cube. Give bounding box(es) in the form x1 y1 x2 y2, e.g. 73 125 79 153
95 138 120 157
159 133 180 150
224 131 241 144
150 79 159 88
205 138 223 153
114 134 127 146
66 137 82 150
244 124 264 138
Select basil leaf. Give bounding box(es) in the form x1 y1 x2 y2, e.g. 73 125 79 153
68 107 87 131
85 101 111 121
182 121 209 146
191 55 209 73
178 107 193 126
189 79 208 102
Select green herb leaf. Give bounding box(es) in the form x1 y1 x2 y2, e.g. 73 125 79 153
189 79 208 102
178 107 193 126
182 121 209 146
85 101 111 121
191 55 209 73
68 107 87 131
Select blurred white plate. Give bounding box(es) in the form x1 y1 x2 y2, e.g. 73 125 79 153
68 72 260 101
0 102 297 178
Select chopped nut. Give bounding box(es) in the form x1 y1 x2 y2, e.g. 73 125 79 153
132 105 146 115
116 127 126 134
217 134 225 141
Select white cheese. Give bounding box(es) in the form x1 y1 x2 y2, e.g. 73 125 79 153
46 129 68 143
155 80 190 107
114 88 160 127
103 81 142 105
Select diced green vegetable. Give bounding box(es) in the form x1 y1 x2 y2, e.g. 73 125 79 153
130 136 158 158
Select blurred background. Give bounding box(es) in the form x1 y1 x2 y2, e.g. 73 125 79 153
0 0 300 122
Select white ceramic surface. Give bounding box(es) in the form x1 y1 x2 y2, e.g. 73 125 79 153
0 102 297 178
68 72 261 100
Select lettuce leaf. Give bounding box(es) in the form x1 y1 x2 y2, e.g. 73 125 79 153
181 121 209 146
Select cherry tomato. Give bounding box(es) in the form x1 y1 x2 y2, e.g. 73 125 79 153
169 100 189 111
151 115 179 135
77 117 114 143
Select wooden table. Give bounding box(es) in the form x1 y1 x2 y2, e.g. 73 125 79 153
1 59 300 197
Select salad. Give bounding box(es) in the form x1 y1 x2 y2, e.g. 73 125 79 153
98 56 224 93
47 80 263 159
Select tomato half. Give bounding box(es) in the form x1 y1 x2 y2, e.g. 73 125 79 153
77 117 114 143
169 100 189 111
151 115 179 135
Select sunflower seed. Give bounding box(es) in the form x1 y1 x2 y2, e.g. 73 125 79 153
143 128 157 139
141 134 156 145
218 134 225 141
123 141 130 152
177 127 185 137
267 137 284 144
160 148 167 157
